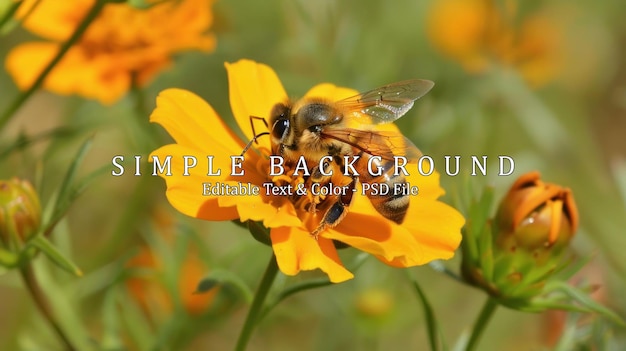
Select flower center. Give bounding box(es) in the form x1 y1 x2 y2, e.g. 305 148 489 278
255 155 353 232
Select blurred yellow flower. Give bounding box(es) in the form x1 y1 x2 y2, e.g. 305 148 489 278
427 0 565 86
5 0 216 104
150 59 464 283
355 288 394 319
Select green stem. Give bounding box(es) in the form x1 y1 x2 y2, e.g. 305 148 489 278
0 0 108 133
19 263 76 351
0 0 22 30
258 277 330 322
465 297 498 351
129 73 160 153
131 73 148 119
234 253 279 351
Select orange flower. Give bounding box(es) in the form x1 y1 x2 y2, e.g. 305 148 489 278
427 0 566 86
150 59 464 283
5 0 216 104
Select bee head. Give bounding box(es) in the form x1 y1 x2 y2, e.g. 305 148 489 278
269 103 291 143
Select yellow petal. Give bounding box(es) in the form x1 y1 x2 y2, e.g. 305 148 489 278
150 144 239 221
271 226 354 283
323 185 421 262
325 181 463 267
150 88 244 154
393 199 464 265
262 201 302 228
225 59 287 150
216 184 278 219
216 185 301 228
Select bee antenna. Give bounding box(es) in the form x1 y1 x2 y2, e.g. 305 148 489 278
241 132 270 156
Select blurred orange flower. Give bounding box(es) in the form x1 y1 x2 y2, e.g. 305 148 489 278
5 0 216 104
150 59 464 283
126 246 217 317
125 206 217 317
427 0 566 86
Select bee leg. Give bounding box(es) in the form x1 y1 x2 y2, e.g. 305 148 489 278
311 177 356 240
241 116 270 156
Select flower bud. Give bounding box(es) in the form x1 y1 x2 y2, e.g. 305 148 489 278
0 178 41 249
460 171 580 308
494 171 578 264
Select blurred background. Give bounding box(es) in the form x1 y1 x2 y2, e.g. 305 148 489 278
0 0 625 350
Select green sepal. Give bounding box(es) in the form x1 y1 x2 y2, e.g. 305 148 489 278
461 186 495 288
0 247 19 267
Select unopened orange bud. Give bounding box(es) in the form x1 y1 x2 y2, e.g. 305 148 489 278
495 171 578 262
461 172 585 307
0 178 41 248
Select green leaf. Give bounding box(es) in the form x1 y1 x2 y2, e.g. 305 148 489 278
118 291 155 351
554 282 625 326
197 269 253 303
0 126 80 160
46 164 109 235
428 260 465 284
260 253 369 321
535 281 625 326
411 276 444 351
27 236 82 276
101 289 124 350
51 136 94 222
247 221 272 246
196 277 220 293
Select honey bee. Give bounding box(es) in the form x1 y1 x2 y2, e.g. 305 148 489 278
246 79 434 238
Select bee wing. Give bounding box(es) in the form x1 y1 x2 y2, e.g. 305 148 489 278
336 79 434 124
321 128 422 162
